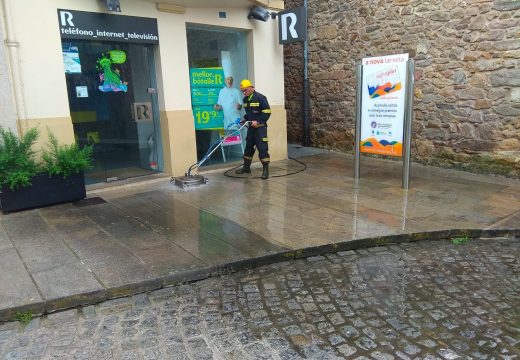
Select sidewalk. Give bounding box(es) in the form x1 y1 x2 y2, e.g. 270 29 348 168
1 146 519 321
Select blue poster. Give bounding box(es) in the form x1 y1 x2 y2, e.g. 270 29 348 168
190 67 225 129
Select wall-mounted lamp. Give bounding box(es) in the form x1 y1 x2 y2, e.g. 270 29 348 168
248 6 277 21
101 0 121 12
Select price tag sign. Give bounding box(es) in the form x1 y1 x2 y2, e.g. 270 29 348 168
191 87 220 106
192 106 224 130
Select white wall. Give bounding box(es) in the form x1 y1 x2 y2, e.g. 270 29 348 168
0 14 17 132
8 0 91 119
154 9 191 111
248 16 285 105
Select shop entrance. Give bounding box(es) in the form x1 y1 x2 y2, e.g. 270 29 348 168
62 40 163 184
186 25 248 166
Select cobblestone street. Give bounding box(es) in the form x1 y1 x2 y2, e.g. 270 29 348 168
0 237 518 359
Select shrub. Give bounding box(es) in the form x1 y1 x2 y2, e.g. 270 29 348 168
41 131 93 178
0 127 40 190
0 126 93 190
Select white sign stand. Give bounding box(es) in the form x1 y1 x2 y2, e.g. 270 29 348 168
354 56 415 189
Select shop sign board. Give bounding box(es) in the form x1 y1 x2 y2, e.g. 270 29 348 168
360 53 409 157
190 68 225 130
278 6 307 44
57 9 159 44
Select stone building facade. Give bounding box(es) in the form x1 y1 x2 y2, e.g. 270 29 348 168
284 0 520 177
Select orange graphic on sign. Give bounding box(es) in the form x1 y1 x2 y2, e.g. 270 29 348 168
360 137 402 157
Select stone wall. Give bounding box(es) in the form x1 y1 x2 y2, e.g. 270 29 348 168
284 0 520 177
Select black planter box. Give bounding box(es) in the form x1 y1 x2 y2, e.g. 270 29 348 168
0 172 86 213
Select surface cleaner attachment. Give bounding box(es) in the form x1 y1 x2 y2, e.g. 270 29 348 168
171 121 249 189
171 174 208 189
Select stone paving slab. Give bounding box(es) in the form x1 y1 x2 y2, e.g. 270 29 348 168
0 226 11 252
0 150 519 322
0 248 43 314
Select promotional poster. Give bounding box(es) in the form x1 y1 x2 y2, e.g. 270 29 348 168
189 68 225 130
360 53 409 157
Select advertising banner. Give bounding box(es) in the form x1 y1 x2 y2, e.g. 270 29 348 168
360 53 408 157
190 68 225 130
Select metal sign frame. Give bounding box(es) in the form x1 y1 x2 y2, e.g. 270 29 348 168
354 59 415 189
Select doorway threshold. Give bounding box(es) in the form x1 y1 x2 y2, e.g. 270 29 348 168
86 173 170 194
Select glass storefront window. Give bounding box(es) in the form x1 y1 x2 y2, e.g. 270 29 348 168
186 25 248 166
62 40 162 184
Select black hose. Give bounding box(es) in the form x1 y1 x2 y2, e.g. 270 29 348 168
223 157 307 179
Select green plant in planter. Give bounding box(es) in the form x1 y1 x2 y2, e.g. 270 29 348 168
0 126 93 191
41 131 93 178
1 127 92 213
0 127 40 190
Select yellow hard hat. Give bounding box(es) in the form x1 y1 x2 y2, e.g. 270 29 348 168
240 79 254 90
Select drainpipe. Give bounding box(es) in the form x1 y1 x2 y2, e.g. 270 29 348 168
302 0 310 146
1 0 27 135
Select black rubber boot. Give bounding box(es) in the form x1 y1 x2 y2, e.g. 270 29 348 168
261 163 269 179
235 159 252 174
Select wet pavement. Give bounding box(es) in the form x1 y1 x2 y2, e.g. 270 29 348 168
0 237 518 359
0 146 519 321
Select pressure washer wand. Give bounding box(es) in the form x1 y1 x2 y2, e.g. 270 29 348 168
187 121 250 176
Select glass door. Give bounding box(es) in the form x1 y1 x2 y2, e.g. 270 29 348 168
186 25 248 166
62 40 162 184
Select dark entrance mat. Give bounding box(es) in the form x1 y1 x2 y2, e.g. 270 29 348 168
73 197 107 207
